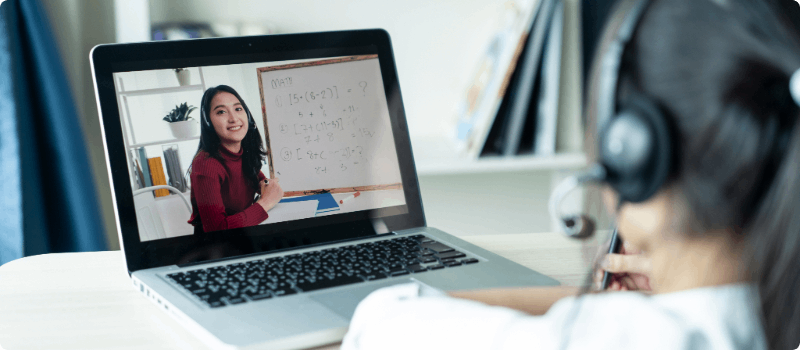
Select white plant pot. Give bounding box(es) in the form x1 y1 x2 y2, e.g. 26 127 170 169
175 70 191 86
167 120 199 139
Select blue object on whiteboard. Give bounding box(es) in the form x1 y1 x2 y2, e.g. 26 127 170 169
279 193 340 215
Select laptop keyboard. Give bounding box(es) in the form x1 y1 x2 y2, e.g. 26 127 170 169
166 235 479 308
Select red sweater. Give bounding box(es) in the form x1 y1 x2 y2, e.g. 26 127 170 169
188 147 268 233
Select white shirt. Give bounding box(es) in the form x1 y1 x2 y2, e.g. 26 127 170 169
341 282 766 350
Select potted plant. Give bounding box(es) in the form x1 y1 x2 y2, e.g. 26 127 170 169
163 102 199 139
174 68 191 86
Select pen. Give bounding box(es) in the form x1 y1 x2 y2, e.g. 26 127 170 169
339 191 361 204
601 227 622 290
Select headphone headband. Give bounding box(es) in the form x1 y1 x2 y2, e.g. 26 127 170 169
596 0 653 133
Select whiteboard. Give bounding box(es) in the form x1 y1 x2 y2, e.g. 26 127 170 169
257 55 403 196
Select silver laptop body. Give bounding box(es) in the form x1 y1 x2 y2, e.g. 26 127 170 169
91 30 558 350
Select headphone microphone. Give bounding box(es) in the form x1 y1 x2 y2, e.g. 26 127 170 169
549 165 606 239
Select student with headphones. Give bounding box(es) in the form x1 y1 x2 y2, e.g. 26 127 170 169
341 0 800 349
188 85 284 234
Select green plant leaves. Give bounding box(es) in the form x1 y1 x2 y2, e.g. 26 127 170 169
163 102 196 123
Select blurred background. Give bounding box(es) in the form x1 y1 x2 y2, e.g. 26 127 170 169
0 0 616 260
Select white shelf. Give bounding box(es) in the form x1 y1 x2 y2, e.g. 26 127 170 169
118 84 204 97
411 136 587 176
415 152 587 176
128 136 200 149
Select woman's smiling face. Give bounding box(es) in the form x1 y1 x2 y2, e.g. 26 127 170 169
209 91 249 151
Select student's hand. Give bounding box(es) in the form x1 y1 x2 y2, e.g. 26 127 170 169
593 240 652 292
257 178 284 212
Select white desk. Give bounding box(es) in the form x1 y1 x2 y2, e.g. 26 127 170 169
0 232 590 350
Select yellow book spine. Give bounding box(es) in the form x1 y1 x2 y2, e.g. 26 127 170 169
148 157 169 197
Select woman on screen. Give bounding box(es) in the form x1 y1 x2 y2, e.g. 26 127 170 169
188 85 284 233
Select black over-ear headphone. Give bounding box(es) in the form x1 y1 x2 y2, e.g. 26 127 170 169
550 0 675 238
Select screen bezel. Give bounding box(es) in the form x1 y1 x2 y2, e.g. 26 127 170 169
91 30 426 273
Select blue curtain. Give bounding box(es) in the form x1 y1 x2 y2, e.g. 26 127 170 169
0 0 106 265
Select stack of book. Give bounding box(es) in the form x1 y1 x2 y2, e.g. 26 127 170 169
131 145 188 196
451 0 577 159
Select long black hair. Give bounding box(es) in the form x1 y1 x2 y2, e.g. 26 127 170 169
193 85 266 193
586 0 800 348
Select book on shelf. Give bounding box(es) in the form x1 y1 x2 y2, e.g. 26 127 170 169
482 0 559 157
147 157 170 197
449 0 540 159
136 147 153 188
457 0 576 159
133 158 145 189
162 145 187 192
532 0 564 156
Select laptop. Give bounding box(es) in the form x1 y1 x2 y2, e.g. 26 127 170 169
90 29 558 350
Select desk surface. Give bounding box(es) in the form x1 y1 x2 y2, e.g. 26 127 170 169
0 232 591 350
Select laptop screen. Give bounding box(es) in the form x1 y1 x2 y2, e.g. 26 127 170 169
93 32 425 271
113 54 408 243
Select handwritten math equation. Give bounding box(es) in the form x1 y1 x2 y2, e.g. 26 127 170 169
266 76 384 177
278 145 372 175
278 117 374 140
272 82 369 107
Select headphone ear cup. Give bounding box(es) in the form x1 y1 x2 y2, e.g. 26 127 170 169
202 109 211 128
200 96 212 128
600 96 673 203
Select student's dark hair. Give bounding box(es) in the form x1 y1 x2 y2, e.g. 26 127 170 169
586 0 800 348
193 84 266 197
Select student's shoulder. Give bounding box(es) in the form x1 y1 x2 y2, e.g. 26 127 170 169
191 151 227 175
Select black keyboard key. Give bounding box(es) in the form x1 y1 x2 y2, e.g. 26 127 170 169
404 258 422 266
418 250 435 257
226 297 246 304
407 264 427 273
405 244 422 252
429 264 445 270
249 293 273 301
444 260 462 267
384 265 406 274
294 275 363 292
437 251 466 260
419 256 437 264
391 271 410 277
271 288 298 297
421 242 455 254
208 300 224 308
462 258 479 264
359 273 387 281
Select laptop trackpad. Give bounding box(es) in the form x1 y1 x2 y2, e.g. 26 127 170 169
310 279 416 320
